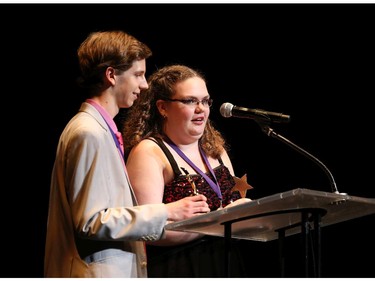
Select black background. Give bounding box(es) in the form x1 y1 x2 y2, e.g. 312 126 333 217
2 3 374 277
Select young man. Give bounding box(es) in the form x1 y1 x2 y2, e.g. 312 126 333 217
44 31 209 278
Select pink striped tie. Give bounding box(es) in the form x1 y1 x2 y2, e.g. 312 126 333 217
115 131 124 154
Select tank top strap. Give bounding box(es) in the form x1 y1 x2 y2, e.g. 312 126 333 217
218 156 223 165
148 137 182 177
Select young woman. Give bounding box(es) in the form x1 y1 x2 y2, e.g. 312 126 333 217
123 64 251 277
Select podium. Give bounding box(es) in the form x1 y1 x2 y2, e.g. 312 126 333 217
165 188 375 277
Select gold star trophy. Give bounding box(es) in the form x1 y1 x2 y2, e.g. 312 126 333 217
232 174 254 198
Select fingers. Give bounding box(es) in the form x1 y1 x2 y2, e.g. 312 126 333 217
187 195 210 213
188 194 207 202
224 197 252 208
182 195 209 213
195 204 210 214
166 195 210 221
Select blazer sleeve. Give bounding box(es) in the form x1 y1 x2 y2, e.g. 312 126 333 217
63 112 168 242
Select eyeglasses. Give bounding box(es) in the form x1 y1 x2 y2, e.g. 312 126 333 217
164 98 213 107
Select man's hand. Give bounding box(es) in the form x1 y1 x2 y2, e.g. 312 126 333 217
166 194 210 221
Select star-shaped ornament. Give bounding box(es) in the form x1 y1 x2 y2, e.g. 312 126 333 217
232 174 254 198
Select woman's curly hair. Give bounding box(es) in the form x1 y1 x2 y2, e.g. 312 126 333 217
122 64 228 159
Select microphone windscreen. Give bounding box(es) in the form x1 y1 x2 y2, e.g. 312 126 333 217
220 102 234 118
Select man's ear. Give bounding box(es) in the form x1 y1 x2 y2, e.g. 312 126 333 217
105 66 116 86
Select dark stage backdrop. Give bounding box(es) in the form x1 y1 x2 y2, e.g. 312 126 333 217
3 3 374 277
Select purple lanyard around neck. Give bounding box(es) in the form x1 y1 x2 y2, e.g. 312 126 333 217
165 138 222 201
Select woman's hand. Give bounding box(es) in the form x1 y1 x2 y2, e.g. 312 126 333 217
224 197 252 208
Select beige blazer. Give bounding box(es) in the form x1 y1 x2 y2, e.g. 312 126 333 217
44 102 168 277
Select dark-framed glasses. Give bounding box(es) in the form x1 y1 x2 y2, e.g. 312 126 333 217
164 98 213 107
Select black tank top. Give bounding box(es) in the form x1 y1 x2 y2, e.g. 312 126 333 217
150 137 241 210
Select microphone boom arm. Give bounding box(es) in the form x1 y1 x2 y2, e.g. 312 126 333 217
257 121 340 194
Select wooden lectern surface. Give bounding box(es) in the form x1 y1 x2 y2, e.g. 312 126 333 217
165 188 375 242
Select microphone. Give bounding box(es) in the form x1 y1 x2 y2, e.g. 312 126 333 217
220 102 291 123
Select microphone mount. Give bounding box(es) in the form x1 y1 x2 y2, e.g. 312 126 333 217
255 120 342 195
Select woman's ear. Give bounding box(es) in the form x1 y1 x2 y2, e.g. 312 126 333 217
156 99 167 118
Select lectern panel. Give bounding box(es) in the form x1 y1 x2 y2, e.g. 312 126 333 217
165 188 375 241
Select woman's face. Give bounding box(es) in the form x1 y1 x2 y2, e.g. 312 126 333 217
163 77 211 144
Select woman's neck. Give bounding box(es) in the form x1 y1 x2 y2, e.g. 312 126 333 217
163 134 199 153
